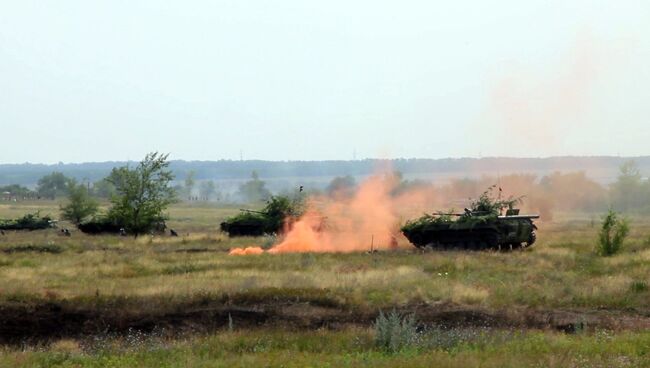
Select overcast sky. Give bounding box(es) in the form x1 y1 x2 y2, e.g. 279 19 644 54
1 1 648 164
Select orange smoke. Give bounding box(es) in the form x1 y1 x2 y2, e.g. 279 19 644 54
228 170 431 255
271 174 400 253
229 246 264 255
228 168 605 255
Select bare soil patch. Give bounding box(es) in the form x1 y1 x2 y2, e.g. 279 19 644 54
1 297 648 344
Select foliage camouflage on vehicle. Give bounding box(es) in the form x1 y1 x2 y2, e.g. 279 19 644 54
0 212 55 231
220 196 301 236
401 186 538 250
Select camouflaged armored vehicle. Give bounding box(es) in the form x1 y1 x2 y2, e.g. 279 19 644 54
220 196 299 237
0 212 55 231
401 187 538 251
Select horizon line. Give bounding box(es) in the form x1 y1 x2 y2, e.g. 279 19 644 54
0 154 645 166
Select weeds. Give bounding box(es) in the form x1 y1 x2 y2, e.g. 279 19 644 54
2 244 63 254
597 210 629 256
374 310 419 353
630 281 648 293
162 263 213 275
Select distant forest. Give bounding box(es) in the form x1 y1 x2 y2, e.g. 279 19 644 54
2 156 650 187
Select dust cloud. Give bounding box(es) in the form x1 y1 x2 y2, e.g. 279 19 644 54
229 168 607 255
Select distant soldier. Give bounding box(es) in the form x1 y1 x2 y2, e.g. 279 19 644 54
119 228 127 236
0 230 5 236
170 229 179 237
61 228 71 236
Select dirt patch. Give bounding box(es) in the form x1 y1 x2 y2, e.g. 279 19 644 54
0 299 648 345
1 244 64 254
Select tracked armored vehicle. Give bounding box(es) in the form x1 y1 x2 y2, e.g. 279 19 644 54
0 212 55 231
401 187 538 251
220 196 299 237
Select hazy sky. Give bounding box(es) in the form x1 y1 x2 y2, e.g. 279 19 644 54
1 1 648 164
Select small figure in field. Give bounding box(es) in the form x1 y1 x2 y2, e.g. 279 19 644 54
170 229 179 237
61 228 71 236
119 228 127 236
0 230 5 235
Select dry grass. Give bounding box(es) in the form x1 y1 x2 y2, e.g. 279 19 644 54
0 202 648 311
1 201 650 366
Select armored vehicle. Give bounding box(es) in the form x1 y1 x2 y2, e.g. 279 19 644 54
220 196 298 237
77 217 166 235
0 212 55 231
401 187 538 251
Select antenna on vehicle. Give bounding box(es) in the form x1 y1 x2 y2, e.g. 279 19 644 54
497 171 502 200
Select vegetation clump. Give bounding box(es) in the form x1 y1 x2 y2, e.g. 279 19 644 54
597 209 629 256
60 180 99 225
220 195 302 236
0 212 54 231
400 213 452 234
77 152 175 237
401 185 522 232
462 185 522 217
374 310 419 353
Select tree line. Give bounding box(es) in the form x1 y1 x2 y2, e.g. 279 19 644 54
3 159 650 216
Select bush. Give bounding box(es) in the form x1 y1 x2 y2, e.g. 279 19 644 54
373 310 419 353
597 209 629 256
60 180 98 225
106 152 176 237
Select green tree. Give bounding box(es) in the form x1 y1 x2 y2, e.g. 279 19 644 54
597 209 629 256
0 184 35 199
237 171 271 203
92 178 116 198
107 152 176 237
610 161 645 211
37 172 72 199
60 180 99 224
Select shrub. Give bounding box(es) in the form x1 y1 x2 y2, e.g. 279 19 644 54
373 310 419 353
597 210 629 256
107 152 176 237
630 281 648 293
60 180 98 225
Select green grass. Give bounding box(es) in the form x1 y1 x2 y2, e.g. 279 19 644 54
2 329 649 367
1 201 649 366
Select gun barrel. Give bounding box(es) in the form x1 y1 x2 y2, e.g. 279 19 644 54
498 215 540 219
239 209 266 215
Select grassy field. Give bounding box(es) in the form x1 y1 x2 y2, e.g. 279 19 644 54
0 201 649 367
3 329 650 367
